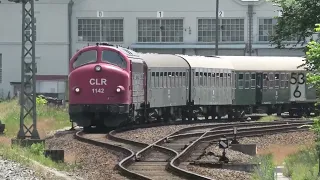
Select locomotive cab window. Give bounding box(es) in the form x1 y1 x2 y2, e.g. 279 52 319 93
73 50 97 68
102 50 127 69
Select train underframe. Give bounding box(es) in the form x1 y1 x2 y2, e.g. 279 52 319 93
243 102 317 117
69 101 318 131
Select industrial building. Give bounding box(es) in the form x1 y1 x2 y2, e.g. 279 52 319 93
0 0 306 99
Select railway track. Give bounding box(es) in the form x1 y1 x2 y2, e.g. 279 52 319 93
75 120 313 180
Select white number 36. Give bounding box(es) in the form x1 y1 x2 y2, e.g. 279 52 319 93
92 88 104 93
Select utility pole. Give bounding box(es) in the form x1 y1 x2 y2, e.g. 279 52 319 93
215 0 219 55
9 0 41 143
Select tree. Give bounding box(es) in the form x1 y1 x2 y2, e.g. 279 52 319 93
303 25 320 90
270 0 320 48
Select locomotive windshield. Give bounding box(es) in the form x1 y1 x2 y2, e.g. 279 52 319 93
73 50 97 68
102 50 127 69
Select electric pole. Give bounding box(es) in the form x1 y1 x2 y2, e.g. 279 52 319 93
9 0 40 140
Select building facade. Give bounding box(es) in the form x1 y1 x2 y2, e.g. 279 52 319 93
0 0 306 99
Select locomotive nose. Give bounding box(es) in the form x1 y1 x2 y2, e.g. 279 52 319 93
69 63 130 104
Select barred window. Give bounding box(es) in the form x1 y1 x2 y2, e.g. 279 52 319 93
137 19 183 42
78 19 123 42
198 18 245 42
25 17 37 41
258 18 297 42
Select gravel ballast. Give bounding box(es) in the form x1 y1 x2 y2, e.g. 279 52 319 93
45 132 128 180
115 123 218 144
0 158 41 180
187 165 252 180
201 145 253 163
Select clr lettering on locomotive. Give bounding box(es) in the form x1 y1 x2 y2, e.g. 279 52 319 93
89 78 107 85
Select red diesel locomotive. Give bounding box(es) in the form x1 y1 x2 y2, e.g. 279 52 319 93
68 43 146 130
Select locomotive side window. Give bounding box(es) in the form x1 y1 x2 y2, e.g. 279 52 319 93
238 73 244 89
275 73 280 89
73 50 97 68
102 50 127 69
251 73 256 89
244 73 250 89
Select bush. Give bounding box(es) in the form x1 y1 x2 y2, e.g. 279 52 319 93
283 147 319 180
251 154 275 180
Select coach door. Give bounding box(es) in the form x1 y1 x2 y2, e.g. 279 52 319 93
255 73 263 104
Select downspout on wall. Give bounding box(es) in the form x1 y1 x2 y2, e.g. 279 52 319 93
65 0 74 102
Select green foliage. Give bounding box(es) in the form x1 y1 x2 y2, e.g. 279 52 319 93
29 143 45 156
283 147 319 180
36 96 47 106
251 154 275 180
257 115 280 122
270 0 320 48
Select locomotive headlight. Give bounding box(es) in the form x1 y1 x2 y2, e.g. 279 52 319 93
95 65 102 72
116 86 125 93
74 87 80 93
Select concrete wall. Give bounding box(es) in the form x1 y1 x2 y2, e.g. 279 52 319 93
0 0 69 97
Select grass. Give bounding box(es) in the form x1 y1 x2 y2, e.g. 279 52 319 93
257 115 280 122
0 98 71 137
283 146 319 180
0 97 78 176
251 154 276 180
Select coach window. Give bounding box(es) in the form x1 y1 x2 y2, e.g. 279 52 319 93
200 72 204 86
164 72 168 88
204 72 207 87
275 73 280 89
280 73 285 88
251 73 256 89
167 72 171 88
219 73 223 87
183 72 186 87
269 73 274 89
155 72 159 88
227 73 231 87
244 73 250 89
238 73 244 89
212 73 216 87
160 72 163 88
285 73 289 88
263 73 268 89
73 50 97 68
102 50 127 69
208 73 212 87
151 72 155 88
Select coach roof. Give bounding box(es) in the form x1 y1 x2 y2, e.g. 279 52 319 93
139 53 189 68
176 55 235 70
219 56 305 71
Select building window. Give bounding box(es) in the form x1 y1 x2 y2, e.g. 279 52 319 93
258 18 297 42
77 19 123 42
198 18 245 42
25 17 37 41
137 19 183 42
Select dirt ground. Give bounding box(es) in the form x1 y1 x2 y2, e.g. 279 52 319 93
258 143 314 165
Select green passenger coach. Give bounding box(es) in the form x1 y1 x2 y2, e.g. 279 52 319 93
219 56 317 117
